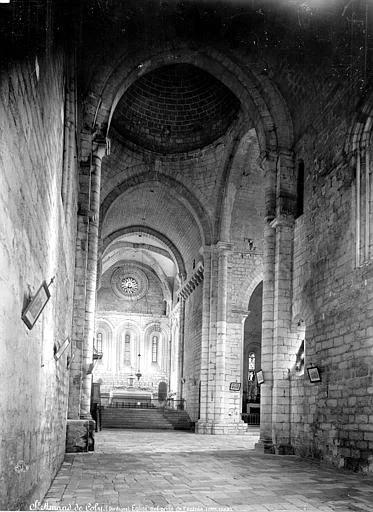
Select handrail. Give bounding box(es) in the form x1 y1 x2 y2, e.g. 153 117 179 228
101 399 186 410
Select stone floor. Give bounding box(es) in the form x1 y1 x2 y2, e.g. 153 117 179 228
41 429 373 512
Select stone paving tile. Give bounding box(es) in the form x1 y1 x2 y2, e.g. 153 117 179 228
41 429 373 512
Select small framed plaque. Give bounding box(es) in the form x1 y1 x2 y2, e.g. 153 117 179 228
257 370 264 385
229 382 241 391
307 366 321 383
22 281 51 330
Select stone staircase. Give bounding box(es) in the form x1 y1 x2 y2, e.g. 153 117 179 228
163 409 193 430
101 407 193 430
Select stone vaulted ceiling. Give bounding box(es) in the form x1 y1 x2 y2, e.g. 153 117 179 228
111 63 241 154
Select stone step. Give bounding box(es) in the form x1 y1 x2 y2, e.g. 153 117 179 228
101 408 193 430
101 408 187 430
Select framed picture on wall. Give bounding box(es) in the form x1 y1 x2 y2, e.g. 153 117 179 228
229 382 241 391
21 281 51 330
256 370 264 384
307 366 321 383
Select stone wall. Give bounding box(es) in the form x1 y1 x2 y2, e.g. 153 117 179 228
290 93 373 471
183 285 203 421
0 52 77 509
98 264 165 316
93 312 170 397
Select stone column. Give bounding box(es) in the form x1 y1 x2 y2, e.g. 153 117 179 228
197 246 212 429
66 137 107 451
229 308 250 424
256 151 277 452
270 215 295 453
196 243 247 434
271 149 296 453
176 296 185 402
213 242 230 426
68 160 91 420
80 138 107 419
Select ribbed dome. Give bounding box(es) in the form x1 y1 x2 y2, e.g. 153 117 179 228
111 64 240 153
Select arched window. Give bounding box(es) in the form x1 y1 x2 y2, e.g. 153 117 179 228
152 335 158 363
124 333 131 365
95 332 103 365
95 332 103 353
248 352 255 381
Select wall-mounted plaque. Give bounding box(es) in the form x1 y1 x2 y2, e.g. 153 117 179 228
307 366 321 383
229 382 241 391
22 281 50 330
257 370 264 384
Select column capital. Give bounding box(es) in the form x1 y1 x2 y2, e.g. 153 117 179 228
92 136 110 159
270 215 295 229
215 241 233 254
260 148 294 168
278 147 294 160
264 215 276 226
231 308 250 320
260 149 277 164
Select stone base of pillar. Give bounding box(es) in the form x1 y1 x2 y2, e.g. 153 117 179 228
255 438 275 454
255 439 294 455
196 420 248 435
274 443 295 455
66 419 95 453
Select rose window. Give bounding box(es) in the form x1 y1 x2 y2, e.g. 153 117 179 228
111 265 148 300
120 277 138 295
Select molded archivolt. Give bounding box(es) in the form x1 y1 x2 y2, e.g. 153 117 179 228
101 179 208 275
347 91 373 152
217 128 262 242
82 43 293 159
102 226 187 280
239 274 264 313
100 172 212 246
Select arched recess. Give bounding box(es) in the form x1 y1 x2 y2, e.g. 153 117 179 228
236 272 264 314
102 226 187 280
143 323 169 374
218 127 262 242
158 381 168 401
100 172 212 247
115 320 142 372
347 91 373 154
346 92 373 267
82 43 293 159
242 281 263 415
